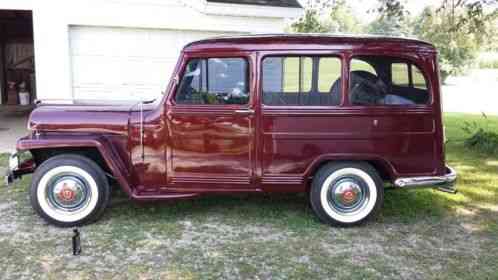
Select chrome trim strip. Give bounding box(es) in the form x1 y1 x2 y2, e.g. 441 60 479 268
140 101 144 160
394 165 457 189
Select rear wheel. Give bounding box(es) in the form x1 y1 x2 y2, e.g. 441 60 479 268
30 154 111 227
310 162 383 226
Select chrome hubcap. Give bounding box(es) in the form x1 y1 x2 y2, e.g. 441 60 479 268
47 174 90 212
328 177 369 214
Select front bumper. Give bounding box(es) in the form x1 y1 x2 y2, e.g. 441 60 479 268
394 165 457 194
4 152 35 186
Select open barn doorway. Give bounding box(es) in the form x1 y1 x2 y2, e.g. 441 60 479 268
0 9 35 152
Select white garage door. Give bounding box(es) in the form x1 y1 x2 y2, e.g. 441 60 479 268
69 26 228 101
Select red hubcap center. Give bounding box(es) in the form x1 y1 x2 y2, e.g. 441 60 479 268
58 184 76 202
342 189 356 202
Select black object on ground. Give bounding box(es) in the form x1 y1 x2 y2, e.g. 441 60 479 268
72 228 81 256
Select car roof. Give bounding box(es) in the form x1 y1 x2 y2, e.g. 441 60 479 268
184 34 436 53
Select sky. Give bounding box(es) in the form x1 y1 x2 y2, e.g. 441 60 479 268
297 0 444 23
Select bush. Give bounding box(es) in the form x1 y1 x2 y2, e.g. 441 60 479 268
465 129 498 154
461 113 498 154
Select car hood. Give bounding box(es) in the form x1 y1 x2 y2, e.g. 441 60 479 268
28 100 156 135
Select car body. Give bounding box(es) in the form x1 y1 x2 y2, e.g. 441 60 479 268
5 34 457 227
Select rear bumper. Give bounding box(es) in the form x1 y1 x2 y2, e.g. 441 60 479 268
394 165 457 194
4 152 35 186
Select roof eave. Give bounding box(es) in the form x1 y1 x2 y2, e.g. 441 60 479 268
207 0 302 9
183 0 302 19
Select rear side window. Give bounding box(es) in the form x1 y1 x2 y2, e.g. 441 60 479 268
349 56 430 106
262 56 342 106
175 58 249 105
412 66 428 90
351 60 377 75
280 57 312 93
391 63 410 86
391 62 428 91
318 58 341 92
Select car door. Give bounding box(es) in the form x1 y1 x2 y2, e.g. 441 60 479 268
165 53 256 191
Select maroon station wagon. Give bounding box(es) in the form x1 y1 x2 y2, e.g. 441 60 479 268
5 35 457 227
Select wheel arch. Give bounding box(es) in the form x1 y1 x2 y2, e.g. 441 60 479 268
30 147 110 174
17 135 134 197
304 154 396 190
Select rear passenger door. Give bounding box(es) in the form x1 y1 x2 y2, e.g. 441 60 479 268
259 53 345 184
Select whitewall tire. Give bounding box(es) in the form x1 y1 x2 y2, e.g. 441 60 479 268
310 162 384 226
30 154 111 227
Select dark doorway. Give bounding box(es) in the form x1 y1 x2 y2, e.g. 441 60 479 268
0 10 35 107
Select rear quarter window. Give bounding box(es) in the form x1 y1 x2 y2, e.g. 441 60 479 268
391 63 410 86
349 56 430 106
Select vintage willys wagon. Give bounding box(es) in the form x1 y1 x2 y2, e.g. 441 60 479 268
6 35 456 227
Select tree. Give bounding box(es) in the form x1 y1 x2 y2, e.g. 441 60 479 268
291 0 332 33
291 0 364 33
367 0 411 36
327 0 364 34
413 0 498 79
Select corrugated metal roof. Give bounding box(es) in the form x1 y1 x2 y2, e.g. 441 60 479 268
207 0 302 8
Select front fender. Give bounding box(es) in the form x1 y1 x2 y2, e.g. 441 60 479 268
15 134 134 197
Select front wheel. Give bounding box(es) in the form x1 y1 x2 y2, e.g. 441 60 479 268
310 162 384 226
30 154 111 227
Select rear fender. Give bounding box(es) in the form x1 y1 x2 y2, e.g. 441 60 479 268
304 153 397 182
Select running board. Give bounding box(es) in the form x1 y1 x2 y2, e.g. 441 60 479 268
131 191 200 201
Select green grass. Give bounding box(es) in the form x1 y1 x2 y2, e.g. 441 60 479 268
477 52 498 69
478 60 498 69
0 113 497 279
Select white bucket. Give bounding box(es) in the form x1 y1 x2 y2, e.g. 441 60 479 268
19 91 30 105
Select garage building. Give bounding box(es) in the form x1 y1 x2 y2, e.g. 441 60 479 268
0 0 301 106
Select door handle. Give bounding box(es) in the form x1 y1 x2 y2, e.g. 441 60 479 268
234 109 255 116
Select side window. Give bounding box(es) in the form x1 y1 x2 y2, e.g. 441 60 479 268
391 63 428 90
262 56 342 106
318 57 341 92
351 59 377 75
281 57 312 93
391 63 409 86
349 56 430 106
412 66 428 90
175 57 249 105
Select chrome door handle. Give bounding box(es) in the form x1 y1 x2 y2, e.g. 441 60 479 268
234 109 255 115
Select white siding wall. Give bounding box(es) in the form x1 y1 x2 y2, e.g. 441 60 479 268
69 27 230 100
